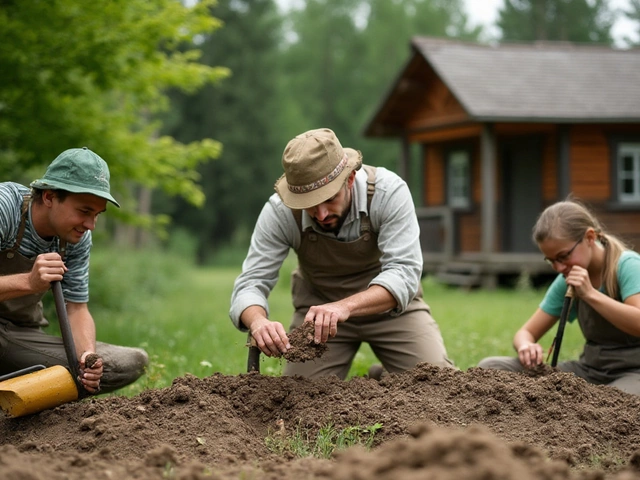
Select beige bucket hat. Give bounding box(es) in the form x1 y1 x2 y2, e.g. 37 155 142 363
274 128 362 210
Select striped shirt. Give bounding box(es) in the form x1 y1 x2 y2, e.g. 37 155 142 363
0 182 91 303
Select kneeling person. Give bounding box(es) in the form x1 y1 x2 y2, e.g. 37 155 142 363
0 147 148 393
230 128 454 378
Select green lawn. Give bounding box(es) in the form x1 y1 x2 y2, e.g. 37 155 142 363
44 248 584 396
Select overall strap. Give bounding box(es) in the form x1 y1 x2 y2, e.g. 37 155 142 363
292 208 303 232
360 165 377 234
10 195 31 253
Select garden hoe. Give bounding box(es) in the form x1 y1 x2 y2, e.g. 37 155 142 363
0 281 85 417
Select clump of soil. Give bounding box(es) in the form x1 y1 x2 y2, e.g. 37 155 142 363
282 321 328 362
1 363 640 480
83 353 101 369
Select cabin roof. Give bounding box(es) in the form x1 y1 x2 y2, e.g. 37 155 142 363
365 37 640 136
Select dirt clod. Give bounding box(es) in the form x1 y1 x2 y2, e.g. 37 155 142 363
83 353 100 369
281 321 328 362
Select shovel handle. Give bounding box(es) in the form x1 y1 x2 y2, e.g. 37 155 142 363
247 334 261 373
52 281 84 393
550 285 574 367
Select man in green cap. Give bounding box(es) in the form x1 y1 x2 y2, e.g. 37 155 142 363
230 128 454 379
0 147 148 393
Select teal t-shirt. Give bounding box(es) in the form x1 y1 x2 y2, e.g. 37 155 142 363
539 250 640 321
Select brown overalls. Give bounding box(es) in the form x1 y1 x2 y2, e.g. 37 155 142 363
0 197 148 392
283 167 454 379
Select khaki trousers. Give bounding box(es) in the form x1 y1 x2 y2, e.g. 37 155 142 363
284 308 455 379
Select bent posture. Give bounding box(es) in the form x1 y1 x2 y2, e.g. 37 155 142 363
230 128 453 379
479 200 640 395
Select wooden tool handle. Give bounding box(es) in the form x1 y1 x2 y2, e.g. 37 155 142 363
52 281 85 393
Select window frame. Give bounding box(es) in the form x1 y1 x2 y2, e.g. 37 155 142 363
446 148 471 210
616 142 640 204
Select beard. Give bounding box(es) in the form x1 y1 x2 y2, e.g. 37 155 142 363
312 211 348 234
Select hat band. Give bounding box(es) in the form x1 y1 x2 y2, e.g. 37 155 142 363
288 153 348 194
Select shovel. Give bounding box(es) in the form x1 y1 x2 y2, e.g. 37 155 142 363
0 281 84 417
549 285 574 368
247 334 261 373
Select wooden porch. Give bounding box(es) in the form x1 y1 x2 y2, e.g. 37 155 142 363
417 207 553 288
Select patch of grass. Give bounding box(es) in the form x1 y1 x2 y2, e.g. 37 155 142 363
588 443 627 470
265 421 383 459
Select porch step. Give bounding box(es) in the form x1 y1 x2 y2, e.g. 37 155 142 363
435 262 483 288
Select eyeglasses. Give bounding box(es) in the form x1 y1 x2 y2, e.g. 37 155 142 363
544 238 582 266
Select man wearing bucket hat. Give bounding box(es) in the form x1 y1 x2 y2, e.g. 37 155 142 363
230 128 453 378
0 147 148 393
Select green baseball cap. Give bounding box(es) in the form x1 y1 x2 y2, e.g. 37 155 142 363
30 147 120 208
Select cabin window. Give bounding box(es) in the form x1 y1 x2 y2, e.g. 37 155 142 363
617 143 640 203
447 150 470 208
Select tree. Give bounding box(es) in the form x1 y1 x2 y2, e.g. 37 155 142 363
161 0 482 258
280 0 478 169
161 0 286 262
0 0 228 220
622 0 640 45
497 0 615 44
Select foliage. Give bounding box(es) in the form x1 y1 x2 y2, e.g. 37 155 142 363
0 0 228 212
161 0 286 262
623 0 640 45
265 420 383 458
279 0 479 170
160 0 482 258
497 0 615 44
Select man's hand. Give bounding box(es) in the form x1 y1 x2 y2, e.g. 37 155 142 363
304 302 349 344
250 317 291 357
79 351 103 394
30 253 67 292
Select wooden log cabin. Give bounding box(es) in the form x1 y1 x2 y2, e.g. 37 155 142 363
364 37 640 288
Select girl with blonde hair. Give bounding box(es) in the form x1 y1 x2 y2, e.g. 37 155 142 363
478 199 640 395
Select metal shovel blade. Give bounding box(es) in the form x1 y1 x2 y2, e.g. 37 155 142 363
0 365 78 418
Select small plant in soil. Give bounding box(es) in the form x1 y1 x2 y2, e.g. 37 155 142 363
265 420 383 459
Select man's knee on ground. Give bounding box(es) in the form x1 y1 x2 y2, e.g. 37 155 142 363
99 346 149 392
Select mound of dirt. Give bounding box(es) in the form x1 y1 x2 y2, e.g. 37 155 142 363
1 364 640 479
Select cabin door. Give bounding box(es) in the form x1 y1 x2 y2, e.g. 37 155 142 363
502 137 542 253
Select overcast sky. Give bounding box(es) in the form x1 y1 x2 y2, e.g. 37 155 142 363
274 0 639 47
464 0 638 46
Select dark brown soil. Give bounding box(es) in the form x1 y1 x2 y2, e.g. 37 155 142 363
1 363 640 479
84 353 101 369
281 321 328 362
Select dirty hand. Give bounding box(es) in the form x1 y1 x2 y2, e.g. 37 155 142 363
564 265 593 298
305 302 349 344
30 253 67 292
251 318 290 357
79 351 103 394
517 343 544 368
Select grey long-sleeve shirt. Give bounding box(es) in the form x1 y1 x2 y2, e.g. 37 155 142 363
229 166 424 330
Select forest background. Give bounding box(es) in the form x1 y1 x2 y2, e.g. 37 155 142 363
2 0 639 265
